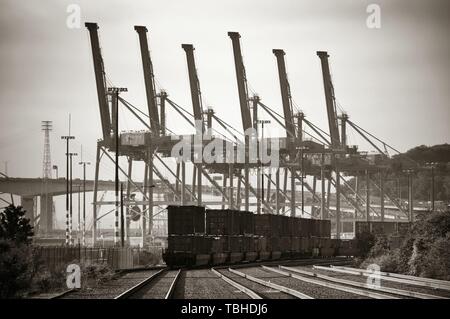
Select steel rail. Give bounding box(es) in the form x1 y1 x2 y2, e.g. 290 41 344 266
262 266 397 299
331 265 450 291
280 266 446 299
228 267 314 299
114 268 166 299
211 268 262 299
164 269 182 299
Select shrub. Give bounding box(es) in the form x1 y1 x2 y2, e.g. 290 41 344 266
358 210 450 280
0 239 35 298
78 261 116 289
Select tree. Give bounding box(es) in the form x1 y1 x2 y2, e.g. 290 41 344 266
0 205 34 244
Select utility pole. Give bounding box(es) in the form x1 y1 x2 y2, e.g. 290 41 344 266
108 87 127 247
120 183 125 247
77 184 81 245
61 115 75 246
79 145 91 247
68 152 77 245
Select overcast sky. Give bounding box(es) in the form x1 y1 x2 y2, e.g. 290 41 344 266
1 0 449 182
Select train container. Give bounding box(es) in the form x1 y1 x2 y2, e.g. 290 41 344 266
314 219 321 237
256 236 268 252
163 251 210 267
211 253 228 265
299 237 310 254
338 239 357 256
168 205 205 235
242 236 256 252
244 252 258 262
291 237 300 252
354 221 370 236
280 236 292 258
167 235 212 254
299 218 312 237
210 236 227 253
254 214 282 236
258 251 271 261
206 209 240 235
267 236 280 251
320 220 332 238
355 221 409 237
240 211 255 235
229 252 244 263
371 221 396 235
280 216 293 236
330 239 340 249
280 236 292 251
271 251 282 260
320 238 331 249
206 209 255 235
291 218 301 237
320 247 336 257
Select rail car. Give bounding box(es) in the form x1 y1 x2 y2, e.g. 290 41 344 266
163 205 358 268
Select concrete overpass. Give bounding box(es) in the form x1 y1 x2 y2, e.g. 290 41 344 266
0 177 117 233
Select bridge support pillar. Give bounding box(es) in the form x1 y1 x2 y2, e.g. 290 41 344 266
21 196 35 226
39 194 54 234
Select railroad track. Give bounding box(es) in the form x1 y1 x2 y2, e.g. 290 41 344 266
53 259 450 299
274 265 450 299
54 268 165 299
116 268 181 299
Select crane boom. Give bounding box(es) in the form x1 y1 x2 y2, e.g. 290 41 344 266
317 51 340 148
273 49 296 139
134 26 160 136
182 44 204 131
85 22 111 143
228 32 253 132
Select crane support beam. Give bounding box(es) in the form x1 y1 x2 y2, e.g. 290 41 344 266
317 51 340 148
85 23 112 143
228 32 253 132
134 26 160 136
182 44 204 129
273 49 296 138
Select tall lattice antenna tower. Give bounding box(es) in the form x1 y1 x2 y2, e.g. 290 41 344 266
42 121 53 179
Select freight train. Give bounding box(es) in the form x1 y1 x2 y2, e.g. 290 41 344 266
163 206 358 267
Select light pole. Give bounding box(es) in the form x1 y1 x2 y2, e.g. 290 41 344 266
256 119 270 213
68 152 77 245
79 146 91 247
425 162 438 211
61 132 75 246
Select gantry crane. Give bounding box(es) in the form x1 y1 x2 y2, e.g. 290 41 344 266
317 51 341 149
85 22 112 144
134 26 161 137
